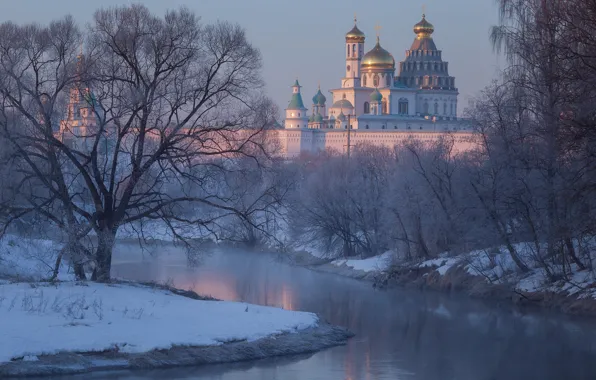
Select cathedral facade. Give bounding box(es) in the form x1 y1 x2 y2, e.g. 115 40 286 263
279 14 475 158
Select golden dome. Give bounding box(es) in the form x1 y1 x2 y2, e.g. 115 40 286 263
361 37 395 70
346 25 365 41
414 14 434 38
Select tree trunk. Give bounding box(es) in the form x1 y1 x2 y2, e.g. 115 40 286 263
565 236 586 270
95 228 116 282
73 262 87 281
50 247 65 281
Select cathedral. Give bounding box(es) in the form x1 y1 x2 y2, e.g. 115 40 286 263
280 13 475 157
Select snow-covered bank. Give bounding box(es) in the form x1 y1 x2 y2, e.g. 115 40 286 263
0 235 73 282
0 281 352 377
293 244 596 316
331 251 394 273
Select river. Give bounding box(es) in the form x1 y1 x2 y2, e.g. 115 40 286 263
69 243 596 379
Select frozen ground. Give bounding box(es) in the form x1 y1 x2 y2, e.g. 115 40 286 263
0 235 73 282
0 281 319 364
0 234 322 365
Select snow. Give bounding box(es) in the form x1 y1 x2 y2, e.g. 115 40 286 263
419 256 460 275
0 235 73 281
0 282 318 363
331 251 394 272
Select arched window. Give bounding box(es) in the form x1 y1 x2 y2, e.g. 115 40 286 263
386 75 391 86
398 98 409 115
423 102 429 115
352 44 356 57
363 75 367 86
450 103 454 115
364 102 370 114
382 125 386 129
443 103 447 115
343 93 346 99
394 125 397 129
434 102 438 115
373 74 379 87
382 99 388 114
365 125 369 129
347 45 350 57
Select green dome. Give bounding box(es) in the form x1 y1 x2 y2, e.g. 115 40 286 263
312 88 327 106
370 89 383 102
308 114 314 122
331 99 354 109
314 113 323 122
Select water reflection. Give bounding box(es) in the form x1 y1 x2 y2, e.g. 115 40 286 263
102 244 596 380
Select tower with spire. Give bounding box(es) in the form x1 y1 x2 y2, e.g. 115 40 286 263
343 15 365 88
396 13 459 117
284 80 308 129
59 50 100 145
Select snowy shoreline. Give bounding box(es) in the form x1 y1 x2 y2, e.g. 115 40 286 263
288 246 596 317
0 280 352 377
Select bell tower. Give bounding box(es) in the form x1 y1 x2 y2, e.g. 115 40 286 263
344 15 365 88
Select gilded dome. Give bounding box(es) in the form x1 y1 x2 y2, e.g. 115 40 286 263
346 17 366 41
414 14 434 38
361 37 395 70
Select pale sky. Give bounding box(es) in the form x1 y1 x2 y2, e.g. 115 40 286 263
1 0 502 118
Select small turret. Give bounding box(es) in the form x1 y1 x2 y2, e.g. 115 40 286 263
370 88 383 115
284 79 308 129
311 84 327 118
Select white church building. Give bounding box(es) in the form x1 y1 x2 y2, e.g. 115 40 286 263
277 14 476 158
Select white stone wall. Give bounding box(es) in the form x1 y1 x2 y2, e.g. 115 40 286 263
275 128 478 158
416 90 458 117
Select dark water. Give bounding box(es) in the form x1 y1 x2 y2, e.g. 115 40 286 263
74 244 596 379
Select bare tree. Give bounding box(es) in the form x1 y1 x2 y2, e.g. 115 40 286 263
0 5 278 281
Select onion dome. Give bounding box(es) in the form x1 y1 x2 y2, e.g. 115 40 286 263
346 16 365 42
370 88 383 102
314 113 323 123
312 87 327 106
337 111 347 122
414 14 434 39
361 37 395 70
331 99 354 109
308 114 314 122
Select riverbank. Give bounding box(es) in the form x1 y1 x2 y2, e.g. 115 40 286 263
0 236 352 377
289 244 596 317
0 281 352 377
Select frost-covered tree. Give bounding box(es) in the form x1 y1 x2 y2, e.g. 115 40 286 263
0 5 278 281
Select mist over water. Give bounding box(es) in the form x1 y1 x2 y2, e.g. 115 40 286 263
62 243 596 380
